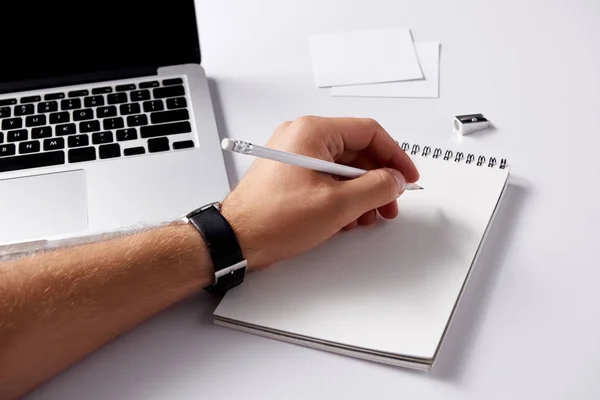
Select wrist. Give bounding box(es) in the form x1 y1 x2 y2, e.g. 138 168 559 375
144 223 215 290
219 202 259 273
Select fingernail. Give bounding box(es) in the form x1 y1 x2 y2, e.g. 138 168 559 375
386 169 406 194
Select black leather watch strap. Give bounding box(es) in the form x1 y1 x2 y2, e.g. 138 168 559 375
185 203 246 293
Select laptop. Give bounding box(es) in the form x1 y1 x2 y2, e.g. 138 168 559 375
0 1 230 250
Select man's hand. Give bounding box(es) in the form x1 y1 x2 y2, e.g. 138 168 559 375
221 116 419 270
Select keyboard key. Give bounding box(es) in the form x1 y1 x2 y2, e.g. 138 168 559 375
0 150 65 172
148 137 170 153
92 86 112 94
2 118 23 130
143 100 164 112
139 81 159 89
131 90 151 102
84 95 105 108
0 107 10 118
92 86 113 94
150 109 189 124
32 126 52 139
43 137 65 151
50 111 70 124
153 85 185 99
79 120 100 133
97 106 117 118
69 89 89 97
26 114 46 127
55 123 76 136
61 98 82 110
103 117 124 130
73 109 94 121
21 95 41 103
116 84 136 92
0 98 17 106
44 92 65 100
124 146 145 156
68 134 89 148
68 147 96 163
7 129 27 142
163 78 183 86
19 140 40 154
92 131 113 144
173 140 194 150
99 143 120 159
15 104 34 116
107 93 127 104
38 101 58 113
0 143 16 157
140 121 191 138
166 97 187 109
127 114 148 127
120 103 141 115
116 128 137 141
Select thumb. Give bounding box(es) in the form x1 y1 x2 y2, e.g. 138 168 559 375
339 168 406 218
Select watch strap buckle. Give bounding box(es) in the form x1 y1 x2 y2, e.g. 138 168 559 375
215 259 247 281
205 260 247 293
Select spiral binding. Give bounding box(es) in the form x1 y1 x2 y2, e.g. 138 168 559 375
399 142 507 169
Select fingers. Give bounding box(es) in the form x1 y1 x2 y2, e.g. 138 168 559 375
358 210 377 225
377 201 399 219
342 220 358 231
282 116 419 182
338 168 405 221
321 117 420 183
343 154 401 220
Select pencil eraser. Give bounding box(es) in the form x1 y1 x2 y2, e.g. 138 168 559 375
221 138 235 151
453 114 491 135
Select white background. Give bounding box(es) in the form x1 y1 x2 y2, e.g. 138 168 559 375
27 0 600 399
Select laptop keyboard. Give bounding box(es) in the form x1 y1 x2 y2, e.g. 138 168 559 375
0 77 196 174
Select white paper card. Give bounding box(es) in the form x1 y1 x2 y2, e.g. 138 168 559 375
309 28 423 88
331 42 440 98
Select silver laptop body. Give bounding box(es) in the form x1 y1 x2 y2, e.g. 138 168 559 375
0 1 230 249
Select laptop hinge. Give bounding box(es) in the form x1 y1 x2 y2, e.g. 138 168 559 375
0 66 158 95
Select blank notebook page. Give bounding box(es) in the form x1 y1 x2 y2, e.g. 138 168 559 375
214 155 509 360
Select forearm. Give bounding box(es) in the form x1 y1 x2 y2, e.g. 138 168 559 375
0 222 212 399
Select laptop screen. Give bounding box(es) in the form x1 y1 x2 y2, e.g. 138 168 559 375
0 1 200 91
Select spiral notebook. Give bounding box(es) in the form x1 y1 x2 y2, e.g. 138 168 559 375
214 143 510 370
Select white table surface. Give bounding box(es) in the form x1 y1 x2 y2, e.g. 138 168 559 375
26 0 600 399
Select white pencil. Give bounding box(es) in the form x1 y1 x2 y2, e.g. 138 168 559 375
221 138 423 190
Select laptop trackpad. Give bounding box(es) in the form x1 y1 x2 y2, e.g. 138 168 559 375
0 170 88 243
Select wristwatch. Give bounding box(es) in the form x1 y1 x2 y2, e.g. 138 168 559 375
182 202 247 293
